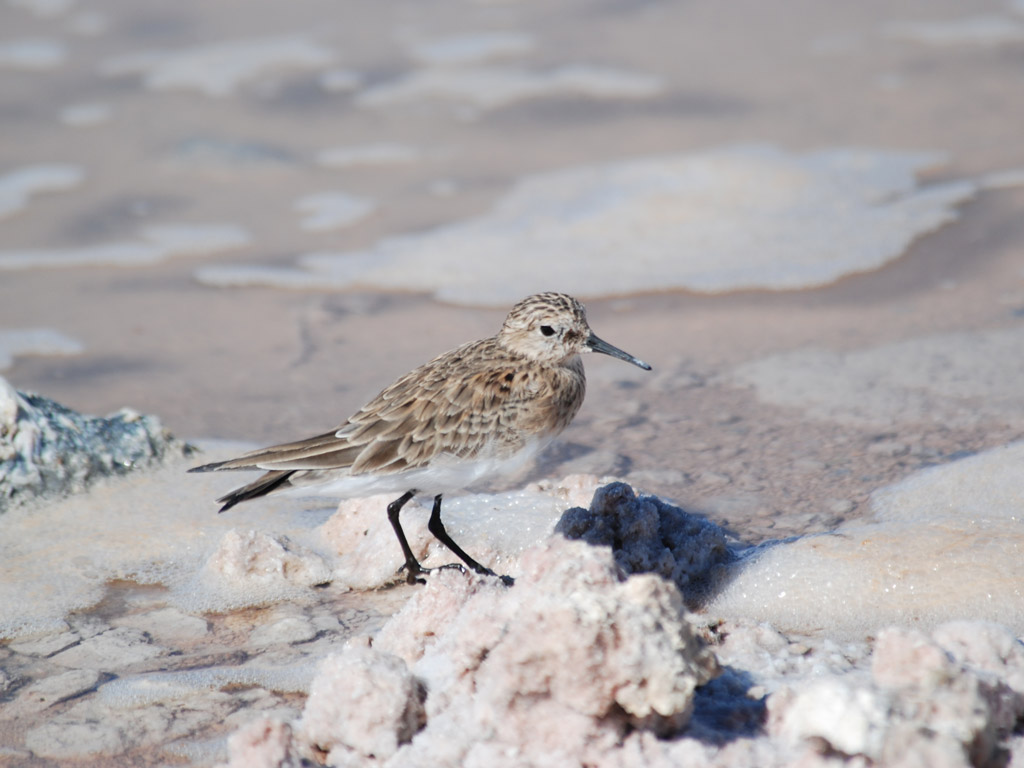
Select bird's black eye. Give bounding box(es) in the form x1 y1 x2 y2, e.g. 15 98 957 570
540 325 556 337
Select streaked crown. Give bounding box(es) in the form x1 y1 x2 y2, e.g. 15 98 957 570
498 292 590 363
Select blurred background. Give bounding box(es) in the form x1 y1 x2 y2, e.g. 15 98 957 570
2 0 1023 541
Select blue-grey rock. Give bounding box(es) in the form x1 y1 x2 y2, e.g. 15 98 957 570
0 376 189 513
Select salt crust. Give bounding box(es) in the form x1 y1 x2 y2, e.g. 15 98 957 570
769 623 1024 767
217 561 1024 767
885 15 1024 46
298 647 426 761
5 449 1024 763
355 64 664 109
314 143 419 168
731 325 1024 428
0 164 83 219
0 38 66 70
7 0 77 18
221 540 719 767
0 435 596 638
0 328 82 370
6 387 1024 763
706 441 1024 638
194 145 978 304
101 36 334 97
221 718 303 768
200 529 334 609
293 192 376 232
0 223 251 270
58 102 111 126
409 32 536 65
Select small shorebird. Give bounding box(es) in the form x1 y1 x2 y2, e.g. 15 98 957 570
190 292 651 585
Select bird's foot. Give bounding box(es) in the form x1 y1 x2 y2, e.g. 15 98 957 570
397 560 464 585
398 560 514 587
462 561 514 586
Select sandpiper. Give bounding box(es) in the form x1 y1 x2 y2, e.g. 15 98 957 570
190 292 651 584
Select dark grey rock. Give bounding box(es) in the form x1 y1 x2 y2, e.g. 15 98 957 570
555 481 735 597
0 376 190 513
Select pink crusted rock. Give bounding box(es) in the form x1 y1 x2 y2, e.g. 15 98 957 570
375 538 718 765
219 717 302 768
932 620 1024 693
771 624 1024 767
297 645 425 762
204 529 332 590
322 494 431 590
769 678 891 761
872 627 955 689
373 567 486 664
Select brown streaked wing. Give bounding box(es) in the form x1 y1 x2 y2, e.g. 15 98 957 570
208 336 560 477
203 429 344 470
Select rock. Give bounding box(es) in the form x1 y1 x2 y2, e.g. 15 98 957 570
554 481 733 596
219 717 303 768
872 627 956 689
204 529 333 592
218 537 719 767
297 646 425 762
769 677 891 760
0 375 188 513
24 687 241 760
2 669 104 718
9 629 80 657
770 622 1024 767
249 616 318 648
377 538 719 765
24 716 127 760
931 621 1024 694
323 494 431 590
49 627 165 671
117 607 210 643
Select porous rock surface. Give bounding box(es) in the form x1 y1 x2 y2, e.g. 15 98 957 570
218 538 720 767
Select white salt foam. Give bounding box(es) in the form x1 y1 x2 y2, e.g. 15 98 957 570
7 0 76 18
315 143 419 168
101 37 334 97
59 103 111 127
0 164 83 219
195 145 982 305
293 192 376 232
0 328 82 370
885 15 1024 46
0 223 250 270
318 68 361 92
356 64 664 109
0 38 66 70
0 441 591 638
0 443 327 638
706 441 1024 638
410 32 535 65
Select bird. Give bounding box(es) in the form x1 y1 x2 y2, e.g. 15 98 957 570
190 292 651 585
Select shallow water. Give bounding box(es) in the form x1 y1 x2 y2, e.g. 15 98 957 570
2 0 1024 764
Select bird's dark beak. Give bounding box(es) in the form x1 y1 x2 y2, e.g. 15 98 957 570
586 332 652 370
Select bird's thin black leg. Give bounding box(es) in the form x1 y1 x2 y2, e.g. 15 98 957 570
428 494 514 586
387 489 432 585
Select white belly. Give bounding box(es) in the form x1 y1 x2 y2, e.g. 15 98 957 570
283 436 552 500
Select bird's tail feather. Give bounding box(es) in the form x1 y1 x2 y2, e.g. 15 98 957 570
215 470 294 513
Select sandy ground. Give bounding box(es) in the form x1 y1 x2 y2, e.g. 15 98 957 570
2 0 1024 764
